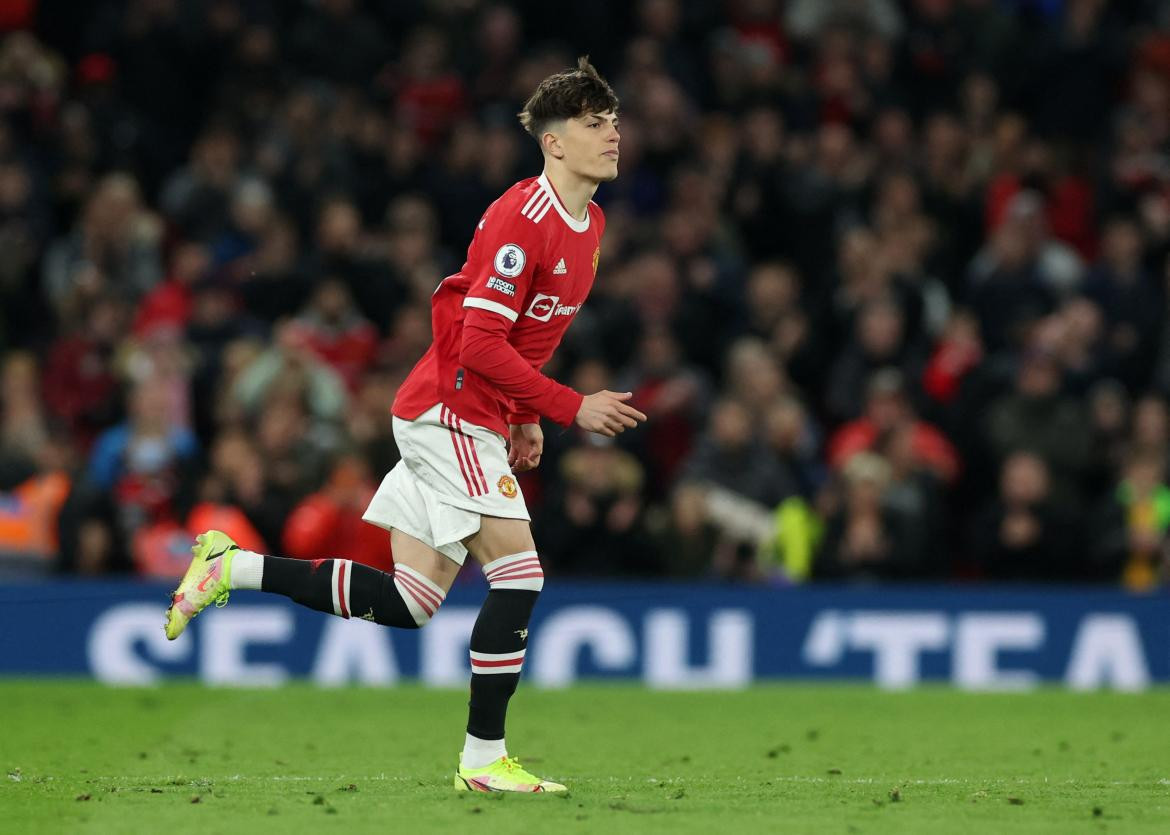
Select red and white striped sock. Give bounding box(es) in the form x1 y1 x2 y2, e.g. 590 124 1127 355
481 550 545 591
393 564 447 626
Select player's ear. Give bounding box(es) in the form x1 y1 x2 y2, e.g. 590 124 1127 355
541 125 565 159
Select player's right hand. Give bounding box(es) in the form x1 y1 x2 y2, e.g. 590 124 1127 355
575 391 647 438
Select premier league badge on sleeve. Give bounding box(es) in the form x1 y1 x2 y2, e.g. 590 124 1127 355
494 243 526 278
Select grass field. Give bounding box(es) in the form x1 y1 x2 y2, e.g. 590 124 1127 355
2 682 1168 834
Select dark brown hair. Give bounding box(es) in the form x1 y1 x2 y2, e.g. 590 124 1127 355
518 56 619 140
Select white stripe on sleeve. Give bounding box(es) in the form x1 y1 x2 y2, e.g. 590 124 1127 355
463 297 519 321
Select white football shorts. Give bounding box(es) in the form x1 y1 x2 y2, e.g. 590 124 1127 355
362 403 530 566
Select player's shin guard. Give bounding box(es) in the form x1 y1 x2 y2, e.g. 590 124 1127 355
466 551 544 741
259 556 445 628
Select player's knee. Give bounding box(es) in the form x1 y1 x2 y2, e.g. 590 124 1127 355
482 551 544 593
392 564 447 627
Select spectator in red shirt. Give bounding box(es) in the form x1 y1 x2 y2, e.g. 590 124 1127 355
923 309 984 406
829 368 960 484
42 294 127 451
294 278 378 391
394 26 466 146
282 452 392 572
131 242 209 337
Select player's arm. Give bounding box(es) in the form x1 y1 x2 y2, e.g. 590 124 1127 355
459 315 645 436
459 224 645 436
458 309 581 424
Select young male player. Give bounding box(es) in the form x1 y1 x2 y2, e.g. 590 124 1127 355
164 58 645 793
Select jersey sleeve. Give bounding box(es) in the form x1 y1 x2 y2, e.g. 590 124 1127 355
455 197 582 426
460 204 544 324
459 314 583 426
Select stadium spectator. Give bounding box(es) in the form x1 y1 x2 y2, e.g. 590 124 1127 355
966 203 1060 353
654 483 722 578
970 451 1082 582
42 295 126 450
814 451 921 581
0 158 50 349
725 338 786 416
132 242 207 337
680 398 797 508
86 380 198 534
0 351 48 484
982 349 1092 507
825 296 927 422
1089 449 1170 590
0 434 70 577
1130 394 1170 458
233 319 348 425
921 310 983 406
762 395 823 499
1083 215 1163 390
159 126 243 243
283 452 393 572
345 367 402 480
615 325 709 497
0 352 71 576
828 369 959 484
293 278 379 391
535 444 658 577
1084 379 1132 498
878 422 946 576
42 172 163 315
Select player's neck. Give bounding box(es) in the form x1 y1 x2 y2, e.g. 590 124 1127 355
541 166 597 222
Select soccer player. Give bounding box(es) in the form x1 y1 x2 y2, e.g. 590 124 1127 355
164 58 645 793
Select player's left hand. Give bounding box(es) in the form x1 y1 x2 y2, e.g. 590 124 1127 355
508 423 543 472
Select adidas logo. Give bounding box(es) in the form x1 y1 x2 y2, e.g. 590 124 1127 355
552 258 567 275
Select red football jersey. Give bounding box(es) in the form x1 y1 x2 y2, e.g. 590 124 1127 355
393 173 605 437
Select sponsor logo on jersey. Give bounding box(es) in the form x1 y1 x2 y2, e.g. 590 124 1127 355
493 243 526 277
486 276 516 297
552 257 567 275
524 294 582 322
525 293 559 321
498 475 518 499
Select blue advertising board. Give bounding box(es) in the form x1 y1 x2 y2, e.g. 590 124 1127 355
1 581 1167 690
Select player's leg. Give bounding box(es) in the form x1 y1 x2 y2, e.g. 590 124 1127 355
454 515 564 792
241 528 457 624
164 528 456 640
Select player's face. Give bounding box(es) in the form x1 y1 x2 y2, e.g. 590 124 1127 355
557 111 620 183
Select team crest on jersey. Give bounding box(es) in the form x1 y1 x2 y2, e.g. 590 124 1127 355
592 247 600 275
494 243 526 278
497 475 518 499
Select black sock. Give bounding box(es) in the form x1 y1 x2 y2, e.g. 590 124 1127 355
467 587 540 740
260 556 438 629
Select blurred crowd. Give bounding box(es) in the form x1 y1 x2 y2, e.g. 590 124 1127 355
2 0 1170 589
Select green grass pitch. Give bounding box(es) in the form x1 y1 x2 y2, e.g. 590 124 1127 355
2 682 1168 834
